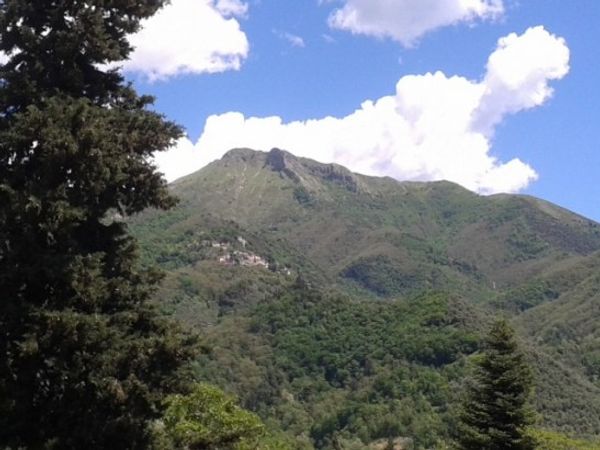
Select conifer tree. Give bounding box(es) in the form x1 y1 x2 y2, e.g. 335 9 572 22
455 319 535 450
0 2 196 448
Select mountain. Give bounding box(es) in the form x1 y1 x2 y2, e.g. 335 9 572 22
131 148 600 448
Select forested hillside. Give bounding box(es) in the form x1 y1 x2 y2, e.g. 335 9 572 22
132 148 600 448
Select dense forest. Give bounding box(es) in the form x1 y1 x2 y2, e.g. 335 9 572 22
130 148 600 448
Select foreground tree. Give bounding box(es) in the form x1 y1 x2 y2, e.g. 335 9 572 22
0 2 196 448
160 383 266 450
454 320 535 450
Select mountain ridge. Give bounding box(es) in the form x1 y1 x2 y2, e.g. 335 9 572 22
131 147 600 447
159 147 600 291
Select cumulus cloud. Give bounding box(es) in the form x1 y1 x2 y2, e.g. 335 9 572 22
157 27 569 194
122 0 249 81
328 0 504 46
474 26 570 134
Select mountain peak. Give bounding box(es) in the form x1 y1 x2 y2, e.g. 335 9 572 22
221 147 262 161
265 147 293 171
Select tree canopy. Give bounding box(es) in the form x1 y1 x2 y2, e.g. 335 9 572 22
455 319 535 450
161 383 267 450
0 1 197 448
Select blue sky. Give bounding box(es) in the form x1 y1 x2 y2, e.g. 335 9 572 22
121 0 599 221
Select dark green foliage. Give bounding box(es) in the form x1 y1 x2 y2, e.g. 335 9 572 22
0 0 162 107
341 255 422 296
455 320 535 450
494 280 559 312
505 219 550 262
252 289 477 378
193 287 479 448
0 1 197 448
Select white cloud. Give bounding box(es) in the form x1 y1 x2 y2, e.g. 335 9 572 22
322 34 337 44
276 31 306 48
0 52 8 65
328 0 504 46
157 27 569 195
214 0 248 16
474 26 570 134
122 0 249 81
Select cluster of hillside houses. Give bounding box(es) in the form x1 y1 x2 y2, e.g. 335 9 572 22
199 236 292 275
206 237 270 268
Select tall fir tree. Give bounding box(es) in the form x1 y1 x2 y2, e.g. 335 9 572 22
0 2 197 448
454 319 535 450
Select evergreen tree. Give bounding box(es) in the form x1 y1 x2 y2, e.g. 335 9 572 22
454 319 535 450
0 2 196 448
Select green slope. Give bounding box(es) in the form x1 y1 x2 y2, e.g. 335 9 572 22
137 148 600 295
131 148 600 448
